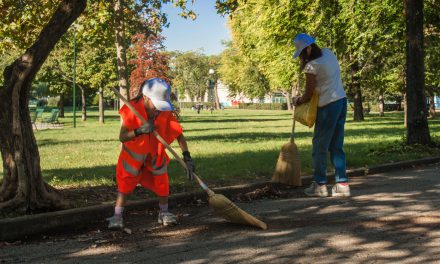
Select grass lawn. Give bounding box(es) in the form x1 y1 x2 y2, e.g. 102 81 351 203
0 108 439 194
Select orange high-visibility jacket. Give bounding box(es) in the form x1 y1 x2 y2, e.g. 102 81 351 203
116 99 182 184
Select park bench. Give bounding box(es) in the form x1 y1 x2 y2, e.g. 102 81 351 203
35 108 45 121
42 109 60 128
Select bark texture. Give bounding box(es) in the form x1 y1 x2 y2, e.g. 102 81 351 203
405 0 431 144
351 58 364 121
99 87 105 124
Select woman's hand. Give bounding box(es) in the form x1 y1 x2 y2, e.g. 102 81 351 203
292 96 302 106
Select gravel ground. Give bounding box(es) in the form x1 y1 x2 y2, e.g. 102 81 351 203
1 163 439 264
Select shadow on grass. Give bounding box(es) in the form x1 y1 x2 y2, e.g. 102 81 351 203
181 118 289 123
37 138 119 147
184 131 313 142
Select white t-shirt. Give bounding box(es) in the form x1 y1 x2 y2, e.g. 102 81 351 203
303 48 346 107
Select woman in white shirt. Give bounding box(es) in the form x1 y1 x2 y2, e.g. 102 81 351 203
292 33 350 197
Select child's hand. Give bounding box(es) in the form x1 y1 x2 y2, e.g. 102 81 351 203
182 151 195 180
134 121 155 136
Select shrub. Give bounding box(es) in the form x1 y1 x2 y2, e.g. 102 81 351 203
238 103 287 110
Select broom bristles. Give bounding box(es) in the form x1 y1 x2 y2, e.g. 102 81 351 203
208 194 268 230
272 141 302 186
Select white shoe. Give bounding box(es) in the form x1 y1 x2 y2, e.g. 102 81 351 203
158 211 178 226
332 183 351 197
304 181 328 197
107 215 124 230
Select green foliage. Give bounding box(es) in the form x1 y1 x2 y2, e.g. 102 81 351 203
0 0 59 53
47 96 60 107
227 0 303 92
425 0 440 95
170 51 213 101
224 0 436 105
218 42 270 99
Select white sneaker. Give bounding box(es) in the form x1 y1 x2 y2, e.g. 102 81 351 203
158 211 178 226
107 215 124 230
304 182 328 197
332 183 351 197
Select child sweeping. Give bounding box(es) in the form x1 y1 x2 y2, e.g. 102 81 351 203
107 78 195 229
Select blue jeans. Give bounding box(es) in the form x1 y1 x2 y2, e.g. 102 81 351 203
312 97 347 184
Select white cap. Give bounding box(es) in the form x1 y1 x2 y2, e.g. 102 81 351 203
293 33 316 58
141 78 174 111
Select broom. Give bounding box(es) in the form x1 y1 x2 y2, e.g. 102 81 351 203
112 88 267 230
272 87 301 186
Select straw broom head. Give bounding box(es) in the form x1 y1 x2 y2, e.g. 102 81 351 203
272 141 302 186
207 191 268 230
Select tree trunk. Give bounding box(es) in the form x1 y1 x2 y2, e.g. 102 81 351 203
213 80 220 110
79 85 86 121
378 93 385 117
58 93 65 117
351 59 364 121
405 0 430 145
429 95 436 118
396 95 403 111
114 0 129 108
0 0 86 213
99 87 105 123
285 91 292 111
353 87 364 121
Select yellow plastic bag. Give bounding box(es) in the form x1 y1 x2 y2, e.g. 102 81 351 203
294 90 319 128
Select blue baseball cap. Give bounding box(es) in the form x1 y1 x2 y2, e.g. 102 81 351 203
141 78 174 111
293 33 316 58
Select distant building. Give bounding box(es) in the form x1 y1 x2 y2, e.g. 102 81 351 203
215 81 271 107
177 80 291 107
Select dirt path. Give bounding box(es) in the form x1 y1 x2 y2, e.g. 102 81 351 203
1 163 439 263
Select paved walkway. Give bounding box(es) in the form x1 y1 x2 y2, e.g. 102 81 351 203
1 163 439 263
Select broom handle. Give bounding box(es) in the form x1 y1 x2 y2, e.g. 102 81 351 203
112 88 211 193
290 107 296 143
290 84 299 143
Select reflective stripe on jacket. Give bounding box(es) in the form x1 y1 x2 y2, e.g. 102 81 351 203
117 99 183 178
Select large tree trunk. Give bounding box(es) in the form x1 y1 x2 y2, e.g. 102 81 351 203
405 0 430 145
114 0 129 108
99 87 105 124
378 93 385 117
79 85 87 121
0 0 86 213
58 93 65 117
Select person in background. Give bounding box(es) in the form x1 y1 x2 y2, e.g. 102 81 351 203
107 78 196 229
291 33 350 197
